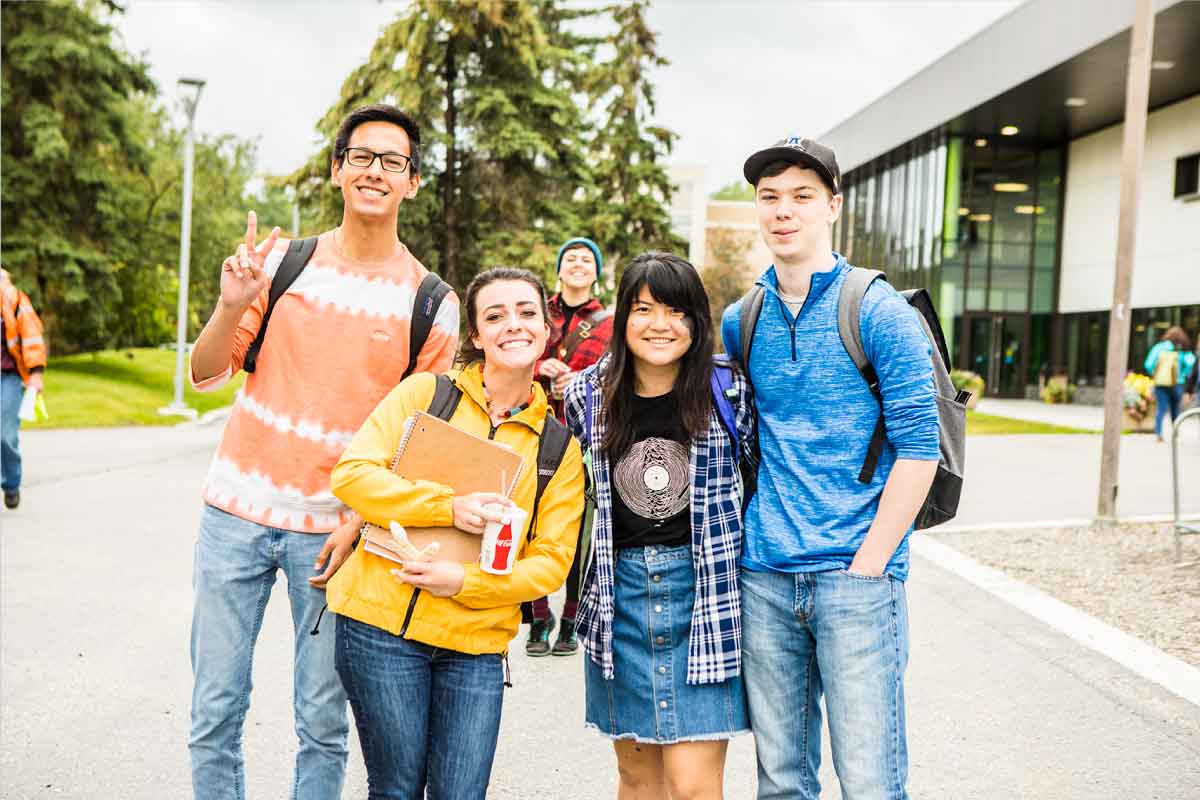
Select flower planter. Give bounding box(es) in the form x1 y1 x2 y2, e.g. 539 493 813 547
1123 407 1156 433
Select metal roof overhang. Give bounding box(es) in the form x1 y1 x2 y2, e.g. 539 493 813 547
821 0 1200 173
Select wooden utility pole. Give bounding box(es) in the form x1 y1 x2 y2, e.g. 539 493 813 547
1098 0 1155 521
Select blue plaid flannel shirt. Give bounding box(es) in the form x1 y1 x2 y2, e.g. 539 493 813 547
563 356 756 685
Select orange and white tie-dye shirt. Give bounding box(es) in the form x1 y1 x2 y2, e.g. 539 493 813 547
191 232 459 533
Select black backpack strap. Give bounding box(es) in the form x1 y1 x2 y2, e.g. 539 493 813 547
526 415 572 543
426 374 464 421
243 236 319 374
406 272 453 379
517 413 573 626
739 284 766 369
560 307 613 362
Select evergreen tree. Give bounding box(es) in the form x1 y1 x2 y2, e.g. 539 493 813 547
1 0 156 350
289 0 593 290
581 0 685 284
290 0 685 294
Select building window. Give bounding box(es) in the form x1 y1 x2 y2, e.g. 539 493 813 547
1176 152 1200 199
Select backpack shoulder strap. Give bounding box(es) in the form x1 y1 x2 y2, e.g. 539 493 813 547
560 306 612 363
407 272 453 379
526 414 572 542
738 284 766 368
243 236 319 374
837 267 886 382
709 355 739 452
837 267 888 485
591 308 614 324
426 374 463 420
901 287 952 371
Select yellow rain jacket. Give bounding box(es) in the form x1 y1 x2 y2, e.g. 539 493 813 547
327 363 584 655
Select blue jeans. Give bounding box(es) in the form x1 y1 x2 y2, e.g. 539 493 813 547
1 372 23 492
189 504 349 800
336 615 504 800
741 567 910 800
1154 385 1182 437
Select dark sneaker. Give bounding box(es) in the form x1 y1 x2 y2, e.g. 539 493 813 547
3 490 18 510
551 617 578 656
525 612 556 657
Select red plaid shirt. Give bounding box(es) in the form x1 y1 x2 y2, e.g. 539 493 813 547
537 293 614 420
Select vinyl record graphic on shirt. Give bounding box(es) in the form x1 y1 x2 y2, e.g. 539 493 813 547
612 437 689 520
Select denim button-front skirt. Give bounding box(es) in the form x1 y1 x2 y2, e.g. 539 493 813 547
584 544 750 744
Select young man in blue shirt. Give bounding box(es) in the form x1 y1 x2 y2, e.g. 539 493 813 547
722 137 940 800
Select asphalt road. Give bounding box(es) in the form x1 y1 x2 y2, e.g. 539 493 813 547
2 422 1198 799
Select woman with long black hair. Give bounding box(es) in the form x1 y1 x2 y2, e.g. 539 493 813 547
564 252 755 799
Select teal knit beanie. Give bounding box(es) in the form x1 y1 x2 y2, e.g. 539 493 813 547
555 237 603 280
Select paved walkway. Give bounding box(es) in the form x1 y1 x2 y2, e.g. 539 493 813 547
952 431 1200 528
976 397 1107 429
978 396 1200 437
963 398 1200 528
2 423 1198 798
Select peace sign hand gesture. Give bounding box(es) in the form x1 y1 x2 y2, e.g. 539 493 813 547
220 210 281 311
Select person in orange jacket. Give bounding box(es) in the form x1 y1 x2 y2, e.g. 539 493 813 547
1 268 47 510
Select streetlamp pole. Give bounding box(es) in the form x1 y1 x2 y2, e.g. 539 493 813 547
160 76 206 419
291 187 301 236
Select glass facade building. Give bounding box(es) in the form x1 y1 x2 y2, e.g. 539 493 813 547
835 131 1064 397
821 1 1200 401
834 130 1198 399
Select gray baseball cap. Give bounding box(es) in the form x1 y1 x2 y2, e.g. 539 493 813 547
743 135 840 194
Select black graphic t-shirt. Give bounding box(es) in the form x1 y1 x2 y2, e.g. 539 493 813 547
612 391 691 550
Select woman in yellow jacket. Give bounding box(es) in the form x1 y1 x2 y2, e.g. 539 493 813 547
324 267 584 800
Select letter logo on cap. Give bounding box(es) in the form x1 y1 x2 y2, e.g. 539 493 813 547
786 135 803 147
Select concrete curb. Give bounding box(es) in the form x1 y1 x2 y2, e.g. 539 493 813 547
182 405 233 428
937 513 1200 534
912 535 1200 708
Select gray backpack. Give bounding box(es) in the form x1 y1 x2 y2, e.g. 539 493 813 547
736 268 966 529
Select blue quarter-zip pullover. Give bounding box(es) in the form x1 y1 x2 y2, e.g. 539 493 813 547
721 256 939 581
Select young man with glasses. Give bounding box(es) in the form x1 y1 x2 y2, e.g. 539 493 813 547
722 137 939 800
186 104 459 800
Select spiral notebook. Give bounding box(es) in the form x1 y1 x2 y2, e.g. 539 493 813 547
359 411 526 565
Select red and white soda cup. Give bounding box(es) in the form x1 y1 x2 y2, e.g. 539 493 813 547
479 504 527 575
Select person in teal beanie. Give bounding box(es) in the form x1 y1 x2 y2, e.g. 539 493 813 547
556 237 603 281
527 236 613 656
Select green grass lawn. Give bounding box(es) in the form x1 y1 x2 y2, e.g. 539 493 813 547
22 350 1098 434
25 348 244 429
966 410 1097 435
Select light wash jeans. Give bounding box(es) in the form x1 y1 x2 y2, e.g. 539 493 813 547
741 567 910 800
1 371 24 492
336 615 505 800
189 503 349 800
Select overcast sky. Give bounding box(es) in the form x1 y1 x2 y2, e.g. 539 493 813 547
115 0 1020 193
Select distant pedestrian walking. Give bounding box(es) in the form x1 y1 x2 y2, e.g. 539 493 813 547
1145 325 1196 441
0 268 47 511
527 236 613 657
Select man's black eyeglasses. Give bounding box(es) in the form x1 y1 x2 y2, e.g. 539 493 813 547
342 147 412 174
